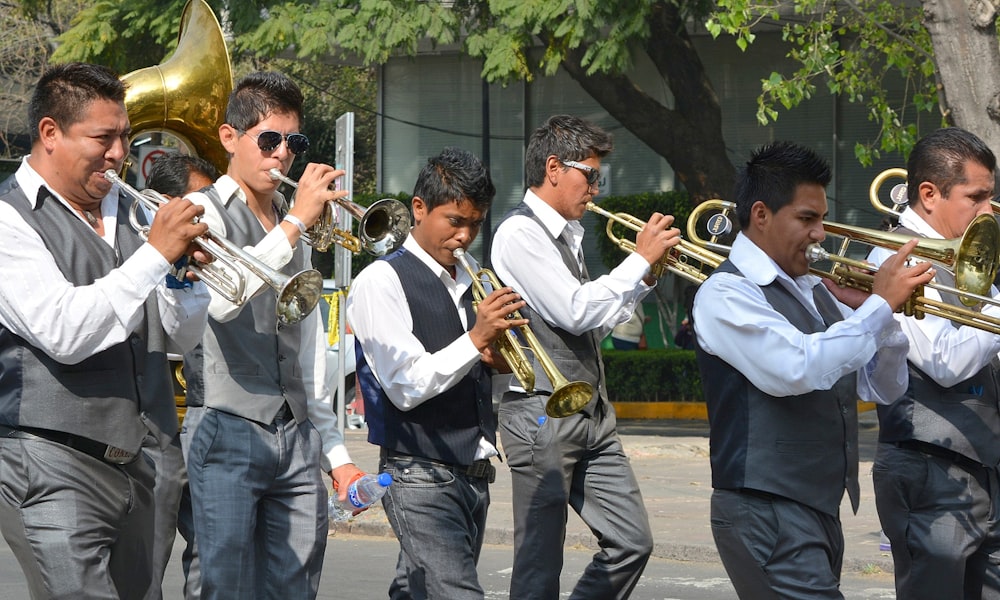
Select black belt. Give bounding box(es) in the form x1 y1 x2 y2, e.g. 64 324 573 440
894 440 988 472
382 450 497 483
0 424 138 465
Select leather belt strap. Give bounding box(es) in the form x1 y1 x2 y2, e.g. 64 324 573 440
0 424 138 465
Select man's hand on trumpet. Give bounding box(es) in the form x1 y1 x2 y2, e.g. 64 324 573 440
279 162 346 240
821 238 935 311
146 196 209 267
635 212 682 285
469 287 528 369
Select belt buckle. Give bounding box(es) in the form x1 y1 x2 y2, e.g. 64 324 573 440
467 461 496 483
103 445 137 465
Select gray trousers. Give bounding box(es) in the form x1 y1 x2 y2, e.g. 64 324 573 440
0 435 156 600
873 442 1000 600
710 489 845 600
181 406 327 600
498 393 653 600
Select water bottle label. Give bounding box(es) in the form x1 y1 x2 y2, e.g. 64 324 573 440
347 485 365 508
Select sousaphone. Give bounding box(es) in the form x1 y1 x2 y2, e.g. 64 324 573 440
122 0 233 174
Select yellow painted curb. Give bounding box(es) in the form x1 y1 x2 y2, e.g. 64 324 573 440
612 400 877 420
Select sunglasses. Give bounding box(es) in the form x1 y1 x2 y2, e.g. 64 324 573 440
560 159 601 187
237 129 310 155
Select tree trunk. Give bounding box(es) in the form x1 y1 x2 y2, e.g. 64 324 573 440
922 0 1000 150
556 3 735 204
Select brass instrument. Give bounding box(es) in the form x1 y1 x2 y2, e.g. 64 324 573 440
452 248 595 418
105 170 324 325
268 169 411 256
869 167 1000 217
586 202 725 284
122 0 233 174
687 199 1000 333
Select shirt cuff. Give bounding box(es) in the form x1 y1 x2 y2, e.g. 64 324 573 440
324 443 353 472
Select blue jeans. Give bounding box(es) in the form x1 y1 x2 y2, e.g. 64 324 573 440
379 453 490 600
181 407 327 600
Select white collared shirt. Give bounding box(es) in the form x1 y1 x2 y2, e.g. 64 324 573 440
185 175 351 470
490 189 653 339
693 232 909 403
346 234 498 459
867 207 1000 387
0 157 209 364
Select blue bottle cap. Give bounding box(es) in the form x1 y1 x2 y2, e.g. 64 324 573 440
377 472 393 486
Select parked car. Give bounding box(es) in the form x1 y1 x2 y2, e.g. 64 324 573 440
320 280 364 429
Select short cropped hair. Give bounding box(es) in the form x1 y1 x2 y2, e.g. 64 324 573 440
412 147 495 212
733 141 832 228
28 63 126 143
524 115 613 188
906 127 996 205
146 154 220 197
225 71 304 132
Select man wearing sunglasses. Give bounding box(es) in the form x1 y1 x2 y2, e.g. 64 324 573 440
179 71 363 600
490 114 680 599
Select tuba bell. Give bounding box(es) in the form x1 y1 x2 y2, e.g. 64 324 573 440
122 0 233 174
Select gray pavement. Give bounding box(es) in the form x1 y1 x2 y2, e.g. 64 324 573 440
331 409 895 575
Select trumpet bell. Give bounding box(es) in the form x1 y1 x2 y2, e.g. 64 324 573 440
359 198 411 256
545 381 596 418
276 270 324 325
954 214 1000 305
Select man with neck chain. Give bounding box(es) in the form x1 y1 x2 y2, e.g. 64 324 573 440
0 62 211 599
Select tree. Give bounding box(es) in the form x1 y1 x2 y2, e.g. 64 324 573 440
708 0 1000 163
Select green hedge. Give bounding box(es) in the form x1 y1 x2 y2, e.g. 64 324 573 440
603 349 703 402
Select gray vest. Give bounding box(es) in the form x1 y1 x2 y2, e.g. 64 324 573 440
182 187 308 425
696 261 860 516
499 203 605 415
876 226 1000 465
0 177 175 453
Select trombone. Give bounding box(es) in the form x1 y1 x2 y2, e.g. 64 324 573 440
687 199 1000 334
452 248 595 418
105 170 324 326
585 202 725 284
268 168 411 256
869 167 1000 217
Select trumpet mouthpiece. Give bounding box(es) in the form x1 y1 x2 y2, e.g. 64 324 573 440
805 244 829 263
268 168 293 186
453 248 466 259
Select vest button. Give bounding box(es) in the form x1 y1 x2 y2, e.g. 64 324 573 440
278 354 286 361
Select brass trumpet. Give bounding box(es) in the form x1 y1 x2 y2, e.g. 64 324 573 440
452 248 595 418
106 170 323 325
687 199 1000 333
869 167 1000 217
586 202 725 284
268 168 410 256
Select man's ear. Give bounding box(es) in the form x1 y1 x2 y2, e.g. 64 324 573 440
545 155 563 186
37 117 59 152
219 124 239 155
915 181 939 214
748 200 769 231
411 196 426 225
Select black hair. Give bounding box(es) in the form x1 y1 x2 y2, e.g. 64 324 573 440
733 141 832 228
412 147 495 212
224 71 304 132
906 127 996 205
28 63 126 143
524 115 613 188
145 154 220 197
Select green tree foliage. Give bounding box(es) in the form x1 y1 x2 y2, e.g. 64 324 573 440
707 0 940 164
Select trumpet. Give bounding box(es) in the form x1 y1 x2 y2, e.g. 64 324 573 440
452 248 595 418
105 170 324 325
869 167 1000 217
585 202 725 284
687 199 1000 334
268 168 410 256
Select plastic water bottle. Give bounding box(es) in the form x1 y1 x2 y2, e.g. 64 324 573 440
328 472 393 522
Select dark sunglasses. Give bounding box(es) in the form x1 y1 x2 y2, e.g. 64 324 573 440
238 129 310 155
560 159 601 186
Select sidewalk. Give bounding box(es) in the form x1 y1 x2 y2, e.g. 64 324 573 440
331 411 893 574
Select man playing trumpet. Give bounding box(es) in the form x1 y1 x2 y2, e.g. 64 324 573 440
179 71 362 599
347 147 525 598
693 141 934 599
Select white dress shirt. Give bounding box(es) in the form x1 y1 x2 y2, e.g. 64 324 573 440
185 176 351 471
0 158 209 364
491 190 653 339
346 234 498 459
867 207 1000 388
693 232 910 404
